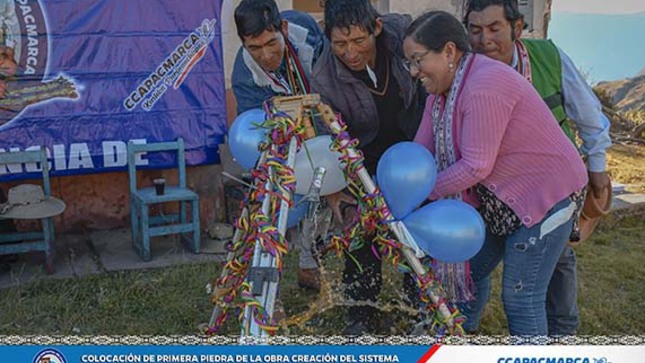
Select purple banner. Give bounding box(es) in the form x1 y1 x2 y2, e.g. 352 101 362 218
0 0 227 180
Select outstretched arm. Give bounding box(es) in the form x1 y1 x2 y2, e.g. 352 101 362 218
558 47 612 197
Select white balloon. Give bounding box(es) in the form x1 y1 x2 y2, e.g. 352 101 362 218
294 135 347 196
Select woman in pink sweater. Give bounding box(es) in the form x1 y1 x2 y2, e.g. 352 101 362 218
402 11 587 336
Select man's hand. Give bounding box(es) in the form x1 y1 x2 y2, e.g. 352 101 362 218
325 191 357 224
0 46 18 98
0 46 18 77
588 171 611 198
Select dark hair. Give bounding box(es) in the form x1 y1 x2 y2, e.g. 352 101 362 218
234 0 282 40
405 11 471 53
463 0 525 29
323 0 380 39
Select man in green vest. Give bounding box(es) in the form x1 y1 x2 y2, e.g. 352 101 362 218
464 0 612 336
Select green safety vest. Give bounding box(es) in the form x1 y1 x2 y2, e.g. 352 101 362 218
521 39 577 145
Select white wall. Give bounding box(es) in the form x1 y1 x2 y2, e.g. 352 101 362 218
389 0 547 35
389 0 465 19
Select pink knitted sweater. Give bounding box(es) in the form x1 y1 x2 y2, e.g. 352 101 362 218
414 55 587 227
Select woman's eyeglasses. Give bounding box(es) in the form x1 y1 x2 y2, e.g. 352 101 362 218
402 50 431 72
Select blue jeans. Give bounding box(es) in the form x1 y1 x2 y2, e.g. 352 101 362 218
546 244 579 335
460 197 574 336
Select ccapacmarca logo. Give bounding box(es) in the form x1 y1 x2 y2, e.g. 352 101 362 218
0 0 79 127
123 18 217 112
33 348 67 363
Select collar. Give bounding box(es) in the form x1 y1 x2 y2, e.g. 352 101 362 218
511 40 520 69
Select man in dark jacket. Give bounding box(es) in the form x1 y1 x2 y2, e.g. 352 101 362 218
232 0 325 114
311 0 426 335
232 0 326 291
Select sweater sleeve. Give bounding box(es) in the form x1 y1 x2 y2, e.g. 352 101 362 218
430 91 514 199
413 95 436 151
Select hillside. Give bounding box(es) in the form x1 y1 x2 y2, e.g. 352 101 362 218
592 74 645 194
595 75 645 113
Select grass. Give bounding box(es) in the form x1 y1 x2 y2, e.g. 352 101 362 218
0 214 644 336
0 263 221 335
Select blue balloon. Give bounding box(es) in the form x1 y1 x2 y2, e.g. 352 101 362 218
228 108 267 169
287 194 309 229
403 199 485 263
377 142 437 219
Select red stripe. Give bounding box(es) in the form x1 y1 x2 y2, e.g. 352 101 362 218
285 40 309 93
417 344 441 363
173 47 207 88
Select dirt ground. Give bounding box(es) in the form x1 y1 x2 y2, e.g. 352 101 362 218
606 143 645 193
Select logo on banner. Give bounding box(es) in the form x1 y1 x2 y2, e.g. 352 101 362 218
497 357 602 363
0 0 79 127
123 18 217 112
33 348 67 363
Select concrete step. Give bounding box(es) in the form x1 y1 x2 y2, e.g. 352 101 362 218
612 192 645 213
0 228 229 289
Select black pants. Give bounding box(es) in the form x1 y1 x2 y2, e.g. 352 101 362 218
343 239 381 323
343 238 419 321
343 239 382 301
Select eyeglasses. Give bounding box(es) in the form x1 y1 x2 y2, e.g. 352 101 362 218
402 50 431 72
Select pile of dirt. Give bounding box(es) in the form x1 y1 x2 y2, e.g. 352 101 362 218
590 75 645 192
607 143 645 193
